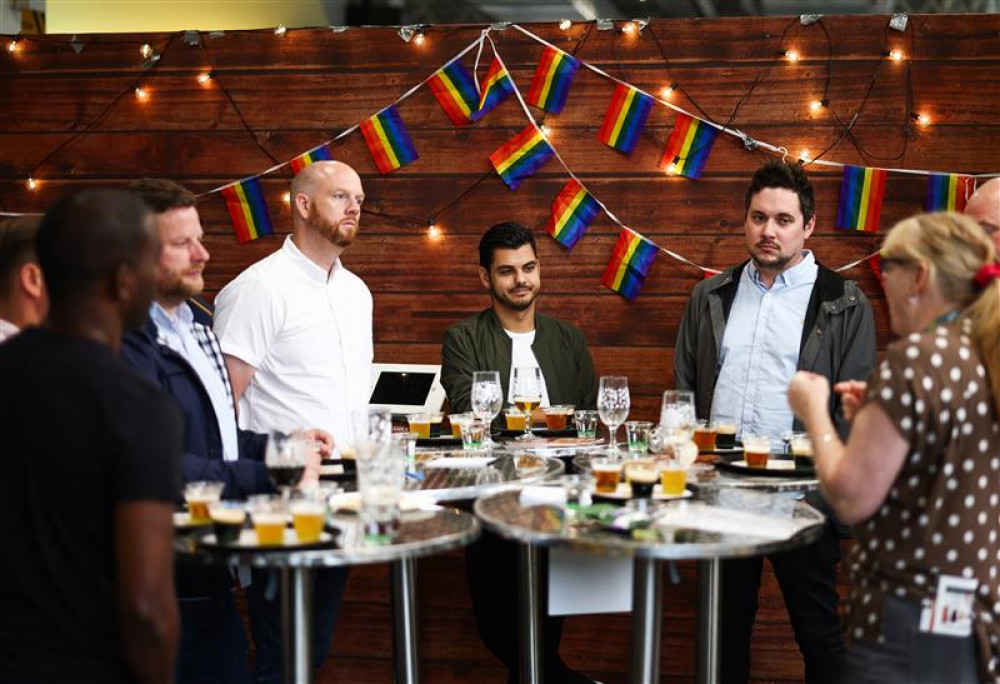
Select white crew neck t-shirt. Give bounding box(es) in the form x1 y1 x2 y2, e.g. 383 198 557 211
504 329 551 407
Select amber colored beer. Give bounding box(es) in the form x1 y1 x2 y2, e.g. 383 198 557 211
407 418 431 439
254 514 286 545
593 463 622 493
744 449 770 468
451 423 462 438
187 498 211 523
505 411 528 431
660 467 687 496
693 426 717 452
292 508 325 543
514 398 541 414
715 424 737 449
544 412 569 430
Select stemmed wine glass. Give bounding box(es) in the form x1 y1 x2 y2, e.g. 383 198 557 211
597 376 630 457
658 390 696 461
511 366 543 440
470 371 503 448
265 432 309 503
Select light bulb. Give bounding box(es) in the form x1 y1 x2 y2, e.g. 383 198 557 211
281 191 291 205
660 83 677 99
621 21 637 36
784 49 800 63
134 86 150 102
810 100 823 112
799 149 812 162
413 31 425 46
889 49 904 62
7 39 19 54
26 177 38 191
559 19 572 31
140 43 153 59
274 25 287 36
427 222 441 240
197 72 212 85
915 113 930 127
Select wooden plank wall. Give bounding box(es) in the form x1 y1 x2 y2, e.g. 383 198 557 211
2 15 998 682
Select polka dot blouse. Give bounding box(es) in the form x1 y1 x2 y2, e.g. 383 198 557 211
855 320 1000 679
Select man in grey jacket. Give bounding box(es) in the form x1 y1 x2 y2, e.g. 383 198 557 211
674 161 876 683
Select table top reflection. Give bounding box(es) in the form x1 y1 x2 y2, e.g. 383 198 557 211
403 450 565 502
175 505 480 569
474 486 826 561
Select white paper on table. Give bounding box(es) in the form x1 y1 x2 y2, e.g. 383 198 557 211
548 548 632 616
422 456 494 470
519 486 567 507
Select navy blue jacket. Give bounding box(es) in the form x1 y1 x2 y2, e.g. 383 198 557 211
120 318 273 500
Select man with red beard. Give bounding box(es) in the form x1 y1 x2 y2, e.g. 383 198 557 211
674 161 875 683
215 161 370 682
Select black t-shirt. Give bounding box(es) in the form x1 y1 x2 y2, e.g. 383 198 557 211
0 328 182 683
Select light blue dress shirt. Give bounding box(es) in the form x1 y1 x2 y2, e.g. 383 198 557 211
150 302 239 462
710 251 818 445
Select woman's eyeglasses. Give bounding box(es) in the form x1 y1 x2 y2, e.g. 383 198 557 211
876 252 912 274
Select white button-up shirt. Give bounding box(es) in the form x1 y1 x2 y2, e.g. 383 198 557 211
214 235 374 447
710 251 818 443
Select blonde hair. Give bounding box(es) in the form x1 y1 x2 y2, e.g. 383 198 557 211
882 212 1000 416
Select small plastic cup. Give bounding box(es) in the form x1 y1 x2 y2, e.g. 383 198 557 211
624 459 660 498
543 405 575 430
574 410 598 439
692 420 718 452
790 433 814 469
591 457 623 494
449 413 473 438
460 418 487 451
208 501 247 543
659 461 687 496
625 421 653 456
290 497 327 543
742 434 772 469
406 414 432 439
248 495 287 546
504 408 528 432
184 481 224 523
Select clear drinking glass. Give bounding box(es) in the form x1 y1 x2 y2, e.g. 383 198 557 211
470 371 503 447
659 390 697 451
597 376 630 457
352 408 403 541
265 432 309 503
511 366 543 440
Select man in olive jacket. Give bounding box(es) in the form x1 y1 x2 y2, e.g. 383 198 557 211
675 161 876 683
442 221 598 683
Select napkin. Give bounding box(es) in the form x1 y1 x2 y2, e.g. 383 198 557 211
519 486 567 507
423 456 494 470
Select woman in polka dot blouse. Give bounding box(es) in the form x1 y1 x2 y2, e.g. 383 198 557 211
789 212 1000 683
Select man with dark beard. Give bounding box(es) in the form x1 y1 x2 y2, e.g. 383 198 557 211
441 221 598 684
674 161 876 683
120 179 329 683
214 161 370 682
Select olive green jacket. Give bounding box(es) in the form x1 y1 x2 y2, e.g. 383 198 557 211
441 308 597 422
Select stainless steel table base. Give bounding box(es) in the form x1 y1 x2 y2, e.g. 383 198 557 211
697 558 721 684
629 558 663 684
518 544 543 684
281 567 315 684
391 557 420 684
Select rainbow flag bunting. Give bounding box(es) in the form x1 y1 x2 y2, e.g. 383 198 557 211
546 179 601 250
221 177 274 244
598 84 654 155
489 125 555 191
428 59 480 126
289 145 332 175
601 229 659 300
526 46 580 114
360 106 418 174
925 173 973 212
835 165 887 233
659 113 719 179
470 58 514 122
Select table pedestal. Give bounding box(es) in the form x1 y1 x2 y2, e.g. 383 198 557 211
280 567 315 684
697 558 721 684
629 557 663 684
518 544 543 683
391 558 420 684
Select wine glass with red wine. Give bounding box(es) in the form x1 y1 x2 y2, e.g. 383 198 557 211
265 432 308 503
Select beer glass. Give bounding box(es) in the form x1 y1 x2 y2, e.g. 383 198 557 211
265 432 309 504
353 408 403 541
511 366 543 439
659 390 696 450
597 376 630 456
471 371 503 447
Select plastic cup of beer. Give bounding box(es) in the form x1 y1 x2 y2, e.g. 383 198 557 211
659 460 687 496
184 481 224 524
625 421 653 456
742 434 771 469
543 405 575 430
624 459 660 498
574 410 598 439
713 422 737 449
290 497 327 543
591 457 623 494
427 412 445 438
460 418 487 451
692 420 717 452
248 495 287 546
208 500 246 543
504 408 528 432
449 413 472 438
406 413 432 439
790 433 814 469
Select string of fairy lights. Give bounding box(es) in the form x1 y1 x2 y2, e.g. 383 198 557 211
3 15 998 277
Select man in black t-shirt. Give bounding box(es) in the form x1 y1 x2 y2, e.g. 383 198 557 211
0 189 183 683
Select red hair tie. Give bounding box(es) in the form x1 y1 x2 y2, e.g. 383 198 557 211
973 263 1000 290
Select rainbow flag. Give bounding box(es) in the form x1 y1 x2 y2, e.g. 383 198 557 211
836 165 887 233
659 113 719 179
289 145 332 175
489 125 555 191
546 179 601 250
428 59 479 126
526 46 580 114
601 229 659 300
221 177 274 244
470 58 514 122
597 84 654 155
360 105 418 174
925 173 972 212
